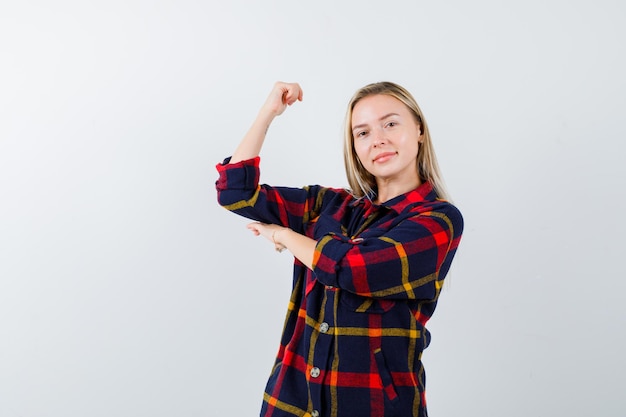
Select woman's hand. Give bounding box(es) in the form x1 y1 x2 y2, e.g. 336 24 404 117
230 82 303 164
246 222 317 268
247 222 287 252
260 82 303 118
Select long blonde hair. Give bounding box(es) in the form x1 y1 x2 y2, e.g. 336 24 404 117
343 81 451 201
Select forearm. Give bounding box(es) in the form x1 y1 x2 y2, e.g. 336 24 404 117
230 109 276 164
274 228 317 270
229 82 302 164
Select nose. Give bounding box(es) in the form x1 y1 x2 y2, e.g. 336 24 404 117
373 130 386 147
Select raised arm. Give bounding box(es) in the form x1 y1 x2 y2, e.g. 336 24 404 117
218 81 317 268
230 82 303 164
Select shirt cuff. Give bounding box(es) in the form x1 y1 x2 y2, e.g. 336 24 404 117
215 156 261 191
312 233 357 288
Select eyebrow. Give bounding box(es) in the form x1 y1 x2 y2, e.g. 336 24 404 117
352 112 400 132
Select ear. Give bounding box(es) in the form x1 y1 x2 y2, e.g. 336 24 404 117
416 124 424 142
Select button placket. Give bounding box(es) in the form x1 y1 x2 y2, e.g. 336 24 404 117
308 282 335 415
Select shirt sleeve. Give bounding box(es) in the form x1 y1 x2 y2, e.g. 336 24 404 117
216 156 330 233
311 205 463 301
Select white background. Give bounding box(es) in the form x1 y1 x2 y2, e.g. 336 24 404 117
1 1 625 416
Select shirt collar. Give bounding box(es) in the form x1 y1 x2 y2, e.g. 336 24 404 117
376 181 437 214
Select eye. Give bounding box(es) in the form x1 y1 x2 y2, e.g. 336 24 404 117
355 130 368 138
385 121 397 128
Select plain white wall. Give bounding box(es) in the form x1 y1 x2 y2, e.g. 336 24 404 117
1 1 625 416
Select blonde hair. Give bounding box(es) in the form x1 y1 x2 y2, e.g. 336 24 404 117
343 81 451 201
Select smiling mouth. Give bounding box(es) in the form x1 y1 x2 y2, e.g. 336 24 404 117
373 152 397 163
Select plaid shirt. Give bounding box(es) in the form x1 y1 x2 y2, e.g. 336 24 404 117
216 157 463 417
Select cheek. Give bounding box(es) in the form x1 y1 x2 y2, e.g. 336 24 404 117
353 141 369 163
404 136 420 156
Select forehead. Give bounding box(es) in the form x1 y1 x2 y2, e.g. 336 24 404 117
351 94 410 124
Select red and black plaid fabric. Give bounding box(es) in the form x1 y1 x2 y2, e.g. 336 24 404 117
216 157 463 417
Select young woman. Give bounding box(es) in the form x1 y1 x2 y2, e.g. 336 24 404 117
216 81 463 417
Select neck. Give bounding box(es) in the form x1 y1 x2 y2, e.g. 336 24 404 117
375 177 421 204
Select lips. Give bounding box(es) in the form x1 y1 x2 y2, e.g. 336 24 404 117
373 152 397 163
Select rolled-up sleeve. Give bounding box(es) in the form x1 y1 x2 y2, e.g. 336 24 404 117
216 156 332 233
216 156 262 208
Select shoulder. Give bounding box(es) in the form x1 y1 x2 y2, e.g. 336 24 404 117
304 185 352 202
405 199 464 236
297 186 354 216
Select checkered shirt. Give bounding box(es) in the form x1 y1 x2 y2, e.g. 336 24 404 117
216 157 463 417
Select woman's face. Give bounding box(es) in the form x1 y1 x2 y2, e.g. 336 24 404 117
351 94 423 185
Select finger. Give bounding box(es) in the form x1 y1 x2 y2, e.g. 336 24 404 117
246 223 261 235
282 86 294 105
284 83 302 106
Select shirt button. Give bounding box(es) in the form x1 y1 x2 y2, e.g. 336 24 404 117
319 322 329 333
310 367 320 378
311 410 320 417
